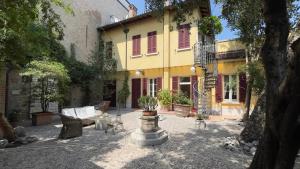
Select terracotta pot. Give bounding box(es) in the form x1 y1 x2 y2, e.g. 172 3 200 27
32 112 54 126
160 105 171 112
173 104 192 117
142 111 157 116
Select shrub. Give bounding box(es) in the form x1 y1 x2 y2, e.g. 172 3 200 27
138 96 158 111
173 92 193 106
157 90 172 106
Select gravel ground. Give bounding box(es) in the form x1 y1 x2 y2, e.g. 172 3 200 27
0 109 273 169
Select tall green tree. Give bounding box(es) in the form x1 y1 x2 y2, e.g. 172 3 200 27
146 0 300 168
0 0 72 68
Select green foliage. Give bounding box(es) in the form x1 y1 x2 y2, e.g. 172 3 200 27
20 60 70 112
215 0 299 46
198 16 223 35
117 72 130 107
238 60 265 94
138 96 158 111
0 0 71 68
157 89 172 106
173 92 193 106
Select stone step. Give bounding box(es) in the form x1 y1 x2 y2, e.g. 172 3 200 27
131 129 165 140
131 129 168 146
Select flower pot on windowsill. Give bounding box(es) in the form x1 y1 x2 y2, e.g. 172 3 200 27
32 112 54 126
143 110 157 116
173 104 192 117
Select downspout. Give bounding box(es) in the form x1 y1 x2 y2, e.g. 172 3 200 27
123 27 129 70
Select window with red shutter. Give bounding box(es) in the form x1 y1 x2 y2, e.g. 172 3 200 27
156 77 162 91
172 76 179 94
216 74 223 103
132 35 141 56
178 24 190 49
147 31 157 54
143 78 148 96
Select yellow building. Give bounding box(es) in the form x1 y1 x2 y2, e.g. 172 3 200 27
98 4 250 118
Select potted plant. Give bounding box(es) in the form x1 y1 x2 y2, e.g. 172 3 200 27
157 90 172 111
138 96 158 116
20 60 70 126
195 113 207 129
173 92 193 117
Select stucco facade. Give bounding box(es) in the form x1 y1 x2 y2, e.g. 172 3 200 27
55 0 130 63
100 8 257 118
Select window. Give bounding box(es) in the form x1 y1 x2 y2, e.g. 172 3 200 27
178 24 190 49
105 41 113 58
223 75 238 102
132 35 141 56
149 78 157 97
179 77 191 98
147 31 157 53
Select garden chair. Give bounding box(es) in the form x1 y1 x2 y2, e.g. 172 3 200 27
58 114 82 139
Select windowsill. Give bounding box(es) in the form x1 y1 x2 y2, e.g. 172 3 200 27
131 54 142 58
145 52 159 56
176 47 191 52
221 101 241 105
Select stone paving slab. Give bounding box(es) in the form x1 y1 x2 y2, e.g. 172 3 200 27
0 109 289 169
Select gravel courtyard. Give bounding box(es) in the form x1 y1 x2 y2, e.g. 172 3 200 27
0 109 259 169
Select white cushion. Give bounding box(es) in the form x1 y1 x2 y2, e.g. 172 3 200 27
75 107 88 119
85 106 96 118
62 108 76 118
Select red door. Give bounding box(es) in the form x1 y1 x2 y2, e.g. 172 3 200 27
132 79 141 108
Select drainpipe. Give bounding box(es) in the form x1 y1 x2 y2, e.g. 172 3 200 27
123 27 129 70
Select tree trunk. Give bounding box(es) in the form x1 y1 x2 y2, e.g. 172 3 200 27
242 79 253 122
0 113 16 142
249 0 300 168
240 91 265 143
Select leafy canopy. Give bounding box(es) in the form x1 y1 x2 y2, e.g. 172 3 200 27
0 0 72 67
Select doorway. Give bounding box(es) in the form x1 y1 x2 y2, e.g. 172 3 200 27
131 79 141 108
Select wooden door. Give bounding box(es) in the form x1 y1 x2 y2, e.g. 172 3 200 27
131 79 141 108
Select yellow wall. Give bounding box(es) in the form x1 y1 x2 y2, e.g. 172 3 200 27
101 9 257 116
216 39 246 53
101 9 200 72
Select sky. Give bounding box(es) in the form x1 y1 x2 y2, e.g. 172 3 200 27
128 0 238 41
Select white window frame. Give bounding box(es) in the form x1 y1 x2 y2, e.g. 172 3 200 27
179 77 191 98
223 75 239 103
149 78 157 97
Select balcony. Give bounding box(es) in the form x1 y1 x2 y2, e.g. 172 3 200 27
193 42 216 69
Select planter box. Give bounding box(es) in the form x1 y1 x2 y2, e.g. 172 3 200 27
173 104 191 117
32 112 54 126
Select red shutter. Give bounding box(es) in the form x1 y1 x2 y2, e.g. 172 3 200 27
172 76 179 94
216 74 223 103
184 26 190 48
178 25 190 49
143 78 147 96
137 35 141 55
152 32 157 53
179 29 184 49
156 77 162 92
132 36 136 55
191 76 198 100
148 32 152 53
239 73 247 102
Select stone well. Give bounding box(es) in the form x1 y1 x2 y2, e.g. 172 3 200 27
131 115 168 146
